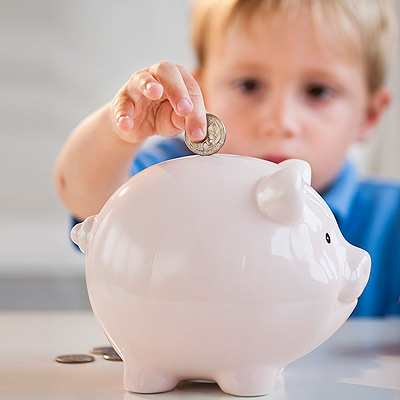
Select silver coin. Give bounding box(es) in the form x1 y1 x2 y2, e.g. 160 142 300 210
90 346 115 356
184 113 226 156
103 352 122 361
55 354 95 364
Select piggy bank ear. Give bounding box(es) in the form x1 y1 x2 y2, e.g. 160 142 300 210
279 159 311 185
256 168 304 224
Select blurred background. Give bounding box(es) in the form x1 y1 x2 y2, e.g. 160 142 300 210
1 0 399 310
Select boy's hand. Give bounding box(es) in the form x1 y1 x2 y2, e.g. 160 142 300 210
111 62 207 144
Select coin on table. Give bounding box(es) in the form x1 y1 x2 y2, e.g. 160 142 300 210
184 113 226 156
90 346 115 356
55 354 95 364
103 352 122 361
90 345 122 361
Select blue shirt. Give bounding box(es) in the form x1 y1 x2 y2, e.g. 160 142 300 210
74 135 400 316
130 135 194 176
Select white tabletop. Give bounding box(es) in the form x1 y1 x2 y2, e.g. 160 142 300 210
1 311 399 400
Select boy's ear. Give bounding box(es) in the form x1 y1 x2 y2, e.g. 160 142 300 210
358 86 391 142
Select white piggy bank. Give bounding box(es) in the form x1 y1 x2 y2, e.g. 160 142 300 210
72 155 370 397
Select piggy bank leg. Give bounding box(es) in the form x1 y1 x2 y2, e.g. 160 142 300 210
123 360 180 394
216 366 279 397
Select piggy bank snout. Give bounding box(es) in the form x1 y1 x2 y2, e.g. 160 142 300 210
339 245 371 303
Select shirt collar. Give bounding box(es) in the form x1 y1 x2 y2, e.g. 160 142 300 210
321 160 359 224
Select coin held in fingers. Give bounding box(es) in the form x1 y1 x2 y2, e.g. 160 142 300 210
184 113 226 156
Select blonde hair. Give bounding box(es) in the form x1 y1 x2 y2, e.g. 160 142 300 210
191 0 399 93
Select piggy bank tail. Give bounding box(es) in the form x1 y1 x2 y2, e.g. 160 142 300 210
70 215 96 254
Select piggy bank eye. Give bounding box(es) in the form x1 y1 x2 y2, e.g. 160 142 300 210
325 233 331 244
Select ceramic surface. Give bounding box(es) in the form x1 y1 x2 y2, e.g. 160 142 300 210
71 155 371 397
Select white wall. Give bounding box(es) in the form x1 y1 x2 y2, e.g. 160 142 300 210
1 0 399 277
1 0 194 276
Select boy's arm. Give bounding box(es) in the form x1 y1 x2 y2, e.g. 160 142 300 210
54 62 207 221
54 102 141 221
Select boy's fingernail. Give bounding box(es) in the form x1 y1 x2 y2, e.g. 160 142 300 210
190 128 205 142
145 82 158 92
177 98 192 112
117 115 133 130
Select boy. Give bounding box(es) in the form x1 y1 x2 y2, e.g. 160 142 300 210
55 0 399 316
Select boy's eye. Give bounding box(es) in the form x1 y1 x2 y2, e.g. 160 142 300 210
235 78 262 94
305 84 334 101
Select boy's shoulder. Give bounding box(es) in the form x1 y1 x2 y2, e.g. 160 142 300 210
355 174 400 215
358 174 400 196
324 161 400 224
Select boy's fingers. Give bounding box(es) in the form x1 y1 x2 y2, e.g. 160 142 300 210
148 62 194 118
126 70 164 102
118 62 207 142
177 66 207 142
112 90 135 131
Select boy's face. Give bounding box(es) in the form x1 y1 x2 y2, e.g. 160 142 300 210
196 9 385 192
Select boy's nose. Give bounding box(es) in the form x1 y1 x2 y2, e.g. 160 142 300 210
257 94 300 139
